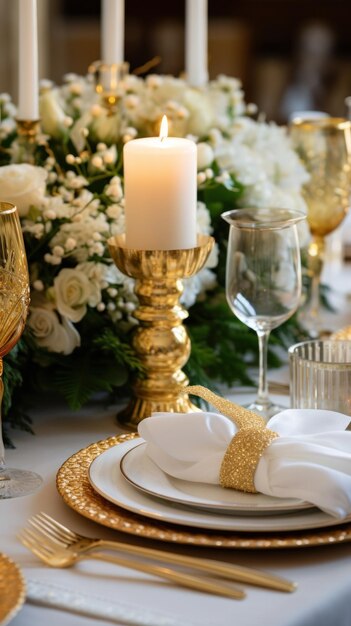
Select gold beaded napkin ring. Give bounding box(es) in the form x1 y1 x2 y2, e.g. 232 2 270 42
186 385 279 494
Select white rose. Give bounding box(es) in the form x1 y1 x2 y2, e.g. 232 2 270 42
196 143 214 170
54 268 92 322
28 307 81 355
70 111 93 153
76 262 103 306
90 110 121 144
0 164 47 217
39 89 66 139
183 89 215 137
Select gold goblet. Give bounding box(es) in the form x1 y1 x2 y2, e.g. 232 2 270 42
290 117 351 337
0 202 42 498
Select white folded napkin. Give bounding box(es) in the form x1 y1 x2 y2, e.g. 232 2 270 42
138 409 351 519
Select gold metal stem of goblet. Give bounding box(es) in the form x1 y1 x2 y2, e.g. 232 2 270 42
298 235 326 338
108 234 214 429
307 236 325 280
15 119 40 164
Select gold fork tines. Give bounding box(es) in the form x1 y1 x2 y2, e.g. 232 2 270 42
23 512 296 593
18 525 245 600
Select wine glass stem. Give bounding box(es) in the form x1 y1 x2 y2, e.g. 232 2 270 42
256 330 270 406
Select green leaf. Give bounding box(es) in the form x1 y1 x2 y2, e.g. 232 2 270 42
51 352 128 410
1 339 33 447
93 329 145 375
186 290 289 388
203 178 243 208
198 174 244 224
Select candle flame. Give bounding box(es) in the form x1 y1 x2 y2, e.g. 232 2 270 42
159 115 168 141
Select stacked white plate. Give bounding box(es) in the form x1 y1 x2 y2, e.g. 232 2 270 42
88 438 351 533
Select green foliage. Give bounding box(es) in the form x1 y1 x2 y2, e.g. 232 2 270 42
2 340 34 447
199 175 244 221
20 323 144 411
2 344 25 417
48 351 128 410
25 349 127 411
198 175 244 287
185 287 301 391
186 294 255 388
93 329 145 376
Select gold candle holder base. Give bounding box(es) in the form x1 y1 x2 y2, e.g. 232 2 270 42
15 119 40 163
108 234 214 429
88 61 129 114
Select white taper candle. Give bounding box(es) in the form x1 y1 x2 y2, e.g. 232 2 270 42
18 0 39 120
185 0 208 87
101 0 125 64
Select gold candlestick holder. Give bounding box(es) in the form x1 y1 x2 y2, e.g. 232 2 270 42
108 234 214 429
14 119 40 163
88 61 129 114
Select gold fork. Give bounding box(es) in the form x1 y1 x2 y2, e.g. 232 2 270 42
19 525 245 600
20 512 296 593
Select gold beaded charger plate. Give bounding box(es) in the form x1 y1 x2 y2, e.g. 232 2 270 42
56 433 351 549
0 553 26 625
119 441 311 515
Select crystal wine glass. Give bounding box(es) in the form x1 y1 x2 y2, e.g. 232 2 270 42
0 202 42 498
290 117 351 337
222 208 305 421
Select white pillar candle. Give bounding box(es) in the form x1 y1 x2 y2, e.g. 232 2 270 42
18 0 39 120
101 0 125 64
185 0 208 87
124 117 197 250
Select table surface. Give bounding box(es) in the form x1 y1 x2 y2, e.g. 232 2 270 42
1 389 351 626
2 263 351 626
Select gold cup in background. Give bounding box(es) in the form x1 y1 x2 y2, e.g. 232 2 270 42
289 118 351 338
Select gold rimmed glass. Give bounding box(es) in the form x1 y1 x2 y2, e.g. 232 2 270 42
0 202 42 498
290 117 351 337
223 208 305 421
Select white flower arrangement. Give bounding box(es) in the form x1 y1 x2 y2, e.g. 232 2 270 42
0 73 308 412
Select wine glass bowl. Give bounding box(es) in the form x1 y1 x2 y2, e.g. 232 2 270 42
0 270 29 357
0 202 42 498
223 208 305 420
290 117 351 336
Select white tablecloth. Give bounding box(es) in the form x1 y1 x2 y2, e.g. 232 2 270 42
2 392 351 626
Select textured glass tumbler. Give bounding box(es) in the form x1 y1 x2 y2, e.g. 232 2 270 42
289 341 351 416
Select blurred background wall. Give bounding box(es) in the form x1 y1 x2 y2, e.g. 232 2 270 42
1 0 351 123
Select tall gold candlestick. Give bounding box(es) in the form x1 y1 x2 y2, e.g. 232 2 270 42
108 234 214 428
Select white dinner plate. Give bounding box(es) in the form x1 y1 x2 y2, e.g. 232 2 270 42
120 441 311 515
88 439 351 533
